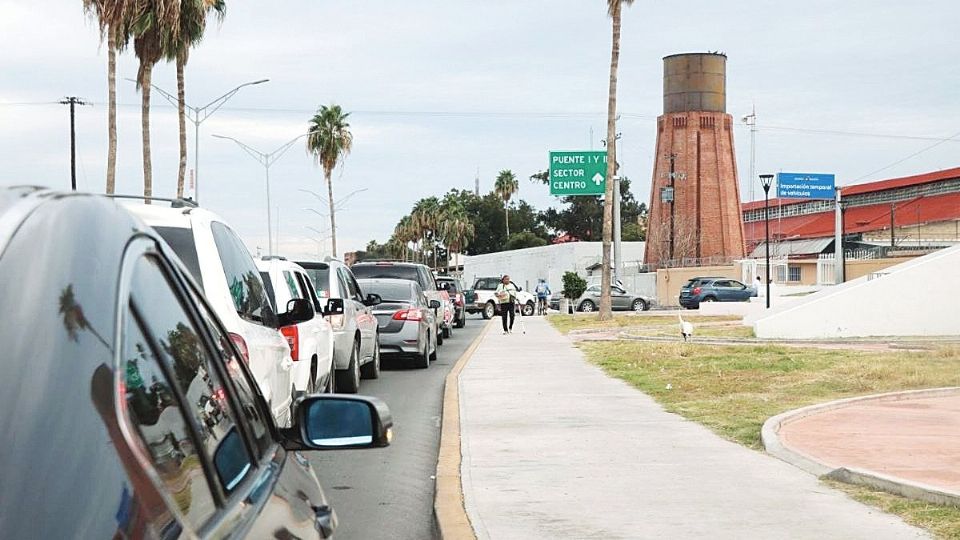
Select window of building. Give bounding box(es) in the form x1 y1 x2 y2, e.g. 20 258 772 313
788 265 802 282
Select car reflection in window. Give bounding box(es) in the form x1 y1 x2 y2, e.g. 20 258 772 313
213 427 251 492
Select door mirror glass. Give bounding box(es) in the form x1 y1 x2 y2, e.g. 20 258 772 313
300 396 393 449
363 293 382 307
324 298 345 316
429 300 441 309
278 298 313 327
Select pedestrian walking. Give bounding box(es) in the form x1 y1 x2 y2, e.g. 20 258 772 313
535 278 551 315
495 275 518 334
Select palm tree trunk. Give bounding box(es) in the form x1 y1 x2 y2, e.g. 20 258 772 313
141 63 154 203
505 205 510 238
106 35 117 195
326 170 338 257
176 50 188 199
599 2 622 320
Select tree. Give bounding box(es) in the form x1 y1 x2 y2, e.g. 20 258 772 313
506 231 547 250
561 271 587 301
131 0 181 201
600 0 635 320
534 171 645 242
167 0 225 198
82 0 133 195
494 169 519 238
306 104 353 257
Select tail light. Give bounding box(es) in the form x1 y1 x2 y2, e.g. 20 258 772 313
692 287 702 295
281 325 299 361
228 332 249 364
392 309 424 321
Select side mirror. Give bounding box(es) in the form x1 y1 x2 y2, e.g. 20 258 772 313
324 298 345 316
283 395 393 451
429 300 441 309
363 293 382 307
278 298 313 327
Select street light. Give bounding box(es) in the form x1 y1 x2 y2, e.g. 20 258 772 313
127 78 269 203
759 174 774 308
838 199 849 282
212 132 309 256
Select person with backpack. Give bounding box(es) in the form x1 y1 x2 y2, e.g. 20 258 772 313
495 275 518 334
534 278 551 315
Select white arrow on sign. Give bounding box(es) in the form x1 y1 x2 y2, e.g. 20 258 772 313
592 173 604 186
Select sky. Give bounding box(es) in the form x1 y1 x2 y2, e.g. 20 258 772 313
1 0 958 258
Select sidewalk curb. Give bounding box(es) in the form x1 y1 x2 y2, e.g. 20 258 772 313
761 386 960 506
433 320 491 540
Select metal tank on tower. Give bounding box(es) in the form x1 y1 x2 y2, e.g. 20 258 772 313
644 53 746 268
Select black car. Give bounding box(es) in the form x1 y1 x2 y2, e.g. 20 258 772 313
350 261 450 342
0 188 392 539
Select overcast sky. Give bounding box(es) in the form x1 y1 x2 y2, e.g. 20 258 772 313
1 1 958 257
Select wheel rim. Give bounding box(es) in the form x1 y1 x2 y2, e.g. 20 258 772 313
633 300 644 312
581 301 594 312
485 304 495 318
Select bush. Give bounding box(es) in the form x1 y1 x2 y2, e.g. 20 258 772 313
561 271 587 300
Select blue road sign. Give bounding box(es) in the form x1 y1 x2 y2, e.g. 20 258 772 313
776 172 836 199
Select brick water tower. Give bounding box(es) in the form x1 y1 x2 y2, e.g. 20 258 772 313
644 53 746 268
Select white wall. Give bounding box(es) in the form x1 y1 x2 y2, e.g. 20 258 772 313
462 242 645 292
753 245 960 339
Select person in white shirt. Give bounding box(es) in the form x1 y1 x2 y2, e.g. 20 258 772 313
495 275 518 334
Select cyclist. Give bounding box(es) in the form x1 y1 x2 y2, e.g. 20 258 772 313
534 278 551 315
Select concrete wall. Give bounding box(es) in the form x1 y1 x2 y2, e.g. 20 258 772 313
845 257 917 281
655 265 739 307
753 245 960 338
461 242 646 293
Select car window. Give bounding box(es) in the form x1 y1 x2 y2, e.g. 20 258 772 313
187 287 273 457
351 264 421 284
613 286 626 294
730 280 746 289
420 268 437 290
210 222 274 324
338 268 363 302
296 271 323 312
349 273 366 302
300 265 331 298
258 271 277 309
283 270 302 300
154 226 204 290
361 281 413 302
129 256 256 497
586 285 600 293
122 313 217 531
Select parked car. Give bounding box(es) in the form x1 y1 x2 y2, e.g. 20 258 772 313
0 187 392 539
549 291 563 312
466 276 537 318
436 275 467 328
257 256 336 394
350 261 450 343
679 277 758 309
127 200 298 426
295 259 382 393
576 284 653 312
358 278 440 368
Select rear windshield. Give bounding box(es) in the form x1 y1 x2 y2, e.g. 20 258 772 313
351 264 421 284
473 278 500 290
301 267 330 297
437 279 461 292
154 226 204 289
360 281 414 303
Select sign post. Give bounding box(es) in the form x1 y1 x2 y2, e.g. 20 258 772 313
548 151 607 196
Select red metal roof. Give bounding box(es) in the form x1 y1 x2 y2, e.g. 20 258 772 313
744 191 960 246
741 167 960 212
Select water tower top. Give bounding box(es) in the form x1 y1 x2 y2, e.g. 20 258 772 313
663 52 727 114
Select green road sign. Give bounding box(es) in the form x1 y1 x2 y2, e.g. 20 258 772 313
549 151 607 196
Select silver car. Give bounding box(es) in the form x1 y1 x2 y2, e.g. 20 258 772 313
359 278 439 369
576 284 654 312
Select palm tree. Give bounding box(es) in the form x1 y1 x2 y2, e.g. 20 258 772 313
440 209 474 268
131 0 180 201
306 104 353 257
411 197 440 266
494 169 519 238
599 0 635 320
82 0 133 194
166 0 225 198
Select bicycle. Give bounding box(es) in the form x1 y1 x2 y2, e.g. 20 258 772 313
536 296 548 316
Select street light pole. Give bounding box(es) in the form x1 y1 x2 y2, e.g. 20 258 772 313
213 133 309 256
60 97 89 190
760 174 774 308
128 78 269 202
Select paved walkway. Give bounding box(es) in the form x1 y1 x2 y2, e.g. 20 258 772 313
779 395 960 492
458 317 927 539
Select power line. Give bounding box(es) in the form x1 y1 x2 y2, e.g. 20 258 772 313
759 124 960 143
851 128 960 183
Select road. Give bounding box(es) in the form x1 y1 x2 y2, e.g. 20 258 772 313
311 314 488 540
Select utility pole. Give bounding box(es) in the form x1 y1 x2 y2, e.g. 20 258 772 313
60 97 89 191
834 188 844 284
743 107 757 244
668 153 678 261
603 132 623 282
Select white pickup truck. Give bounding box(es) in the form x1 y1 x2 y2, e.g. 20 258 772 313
466 277 537 319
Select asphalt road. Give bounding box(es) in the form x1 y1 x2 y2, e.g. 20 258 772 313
311 314 488 540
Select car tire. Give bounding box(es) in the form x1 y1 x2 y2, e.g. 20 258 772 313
702 296 717 303
436 324 444 345
335 342 361 394
579 300 595 312
417 336 431 369
522 302 535 317
360 338 380 380
632 299 648 312
482 302 496 319
442 326 451 339
455 314 465 328
429 338 438 361
308 357 319 393
325 368 336 393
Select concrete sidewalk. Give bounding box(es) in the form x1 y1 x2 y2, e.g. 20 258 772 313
458 316 927 539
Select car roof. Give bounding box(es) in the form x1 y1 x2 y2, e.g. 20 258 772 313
353 261 425 268
122 200 224 229
256 257 307 273
294 260 331 270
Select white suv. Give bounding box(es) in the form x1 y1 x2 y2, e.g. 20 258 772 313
126 202 301 426
256 257 335 394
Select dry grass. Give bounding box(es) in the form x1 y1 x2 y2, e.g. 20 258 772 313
548 313 741 335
